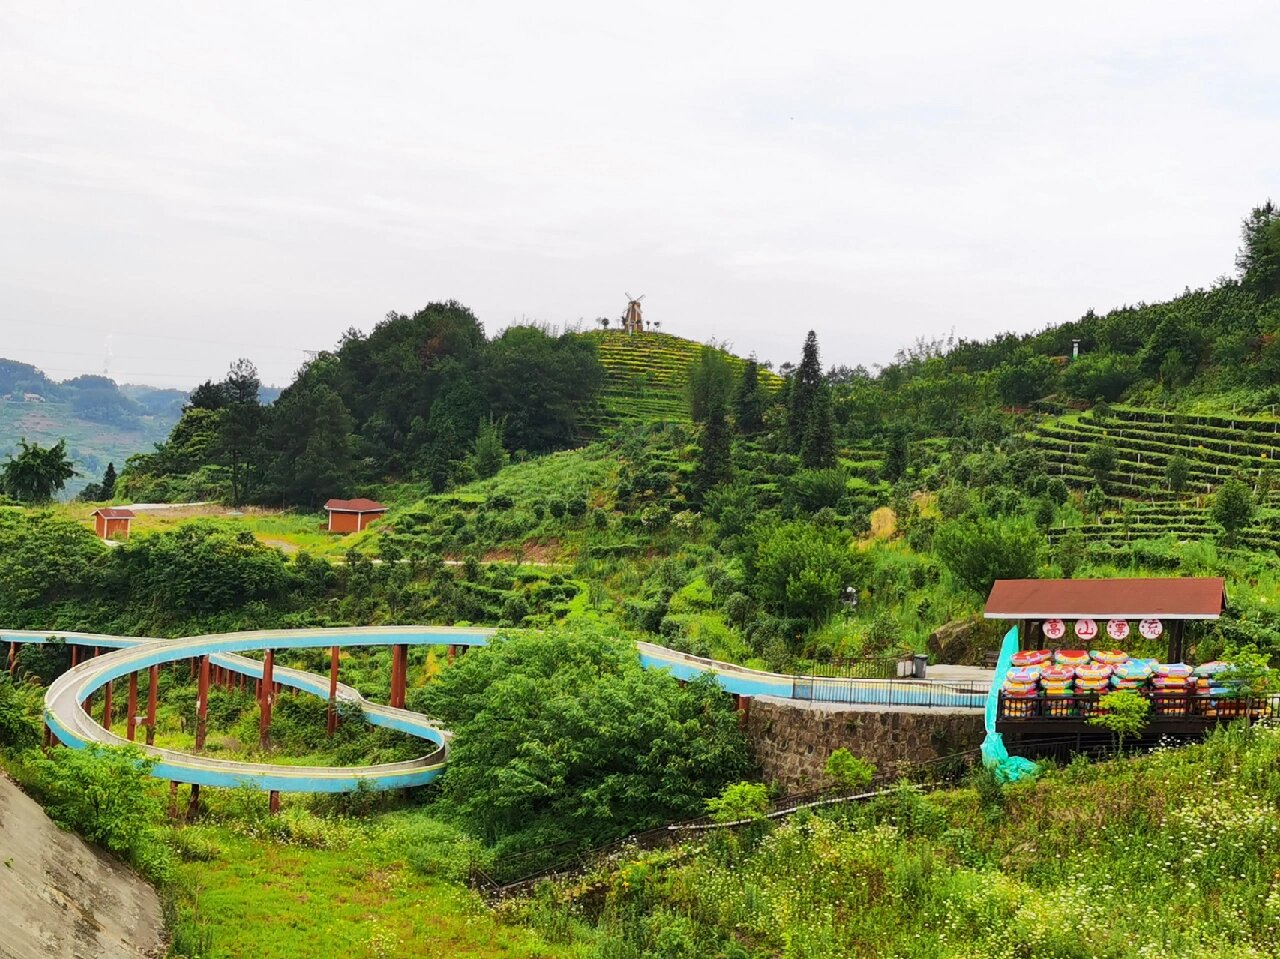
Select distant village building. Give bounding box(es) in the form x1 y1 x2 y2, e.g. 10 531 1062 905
324 498 388 534
91 507 134 541
22 393 45 403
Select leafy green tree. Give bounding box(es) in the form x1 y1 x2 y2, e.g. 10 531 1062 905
994 349 1060 407
751 521 855 623
472 418 507 479
482 325 604 451
1211 476 1255 543
687 345 738 424
0 677 41 750
1 438 75 503
1088 690 1149 751
1057 528 1086 579
1084 484 1107 518
705 781 769 823
934 515 1042 596
415 627 751 847
1085 439 1118 486
694 399 732 498
1062 353 1140 402
882 426 909 482
824 748 876 791
732 358 768 434
1165 453 1190 493
1236 200 1280 298
263 383 356 507
0 512 102 624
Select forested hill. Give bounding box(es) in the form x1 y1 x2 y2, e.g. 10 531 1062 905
114 303 778 508
0 359 187 498
843 201 1280 444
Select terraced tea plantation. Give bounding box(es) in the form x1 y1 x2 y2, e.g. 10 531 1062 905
1031 405 1280 501
1030 405 1280 550
581 330 779 430
1045 500 1280 552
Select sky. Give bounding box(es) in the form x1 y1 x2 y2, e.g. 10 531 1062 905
2 2 1279 389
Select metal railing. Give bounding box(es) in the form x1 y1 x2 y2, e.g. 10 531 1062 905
792 678 986 708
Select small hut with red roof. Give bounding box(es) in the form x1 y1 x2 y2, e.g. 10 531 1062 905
324 498 388 534
91 507 135 541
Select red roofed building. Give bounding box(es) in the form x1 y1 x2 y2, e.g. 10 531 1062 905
324 498 388 534
91 507 135 541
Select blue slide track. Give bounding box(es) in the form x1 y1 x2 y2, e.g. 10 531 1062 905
8 626 984 794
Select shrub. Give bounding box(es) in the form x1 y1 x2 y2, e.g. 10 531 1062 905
824 748 876 791
934 515 1042 597
705 781 769 823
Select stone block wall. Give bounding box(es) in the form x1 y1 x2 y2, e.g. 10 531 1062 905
742 698 985 791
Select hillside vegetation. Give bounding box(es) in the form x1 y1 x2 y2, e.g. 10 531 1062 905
0 359 185 498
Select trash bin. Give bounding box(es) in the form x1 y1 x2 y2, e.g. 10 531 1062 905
912 654 928 679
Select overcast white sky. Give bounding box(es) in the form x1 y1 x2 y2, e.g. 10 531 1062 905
3 2 1279 389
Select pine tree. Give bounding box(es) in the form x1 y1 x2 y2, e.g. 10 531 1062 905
732 359 767 434
100 462 117 500
694 400 732 498
787 331 835 466
800 382 836 468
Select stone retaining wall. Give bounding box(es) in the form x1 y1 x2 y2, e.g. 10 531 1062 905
742 697 985 791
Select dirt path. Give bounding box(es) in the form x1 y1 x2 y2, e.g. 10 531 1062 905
0 773 165 959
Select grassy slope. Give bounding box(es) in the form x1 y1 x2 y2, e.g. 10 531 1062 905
522 724 1280 958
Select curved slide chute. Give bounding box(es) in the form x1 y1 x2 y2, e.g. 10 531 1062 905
8 626 984 794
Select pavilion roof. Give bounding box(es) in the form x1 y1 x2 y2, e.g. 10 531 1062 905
984 577 1226 620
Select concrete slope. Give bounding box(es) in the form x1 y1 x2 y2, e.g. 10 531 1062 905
0 773 164 959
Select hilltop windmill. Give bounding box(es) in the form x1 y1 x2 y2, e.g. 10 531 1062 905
622 293 645 334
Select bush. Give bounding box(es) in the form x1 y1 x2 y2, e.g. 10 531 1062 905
705 781 769 823
30 745 168 879
415 626 752 847
934 516 1042 597
824 748 876 791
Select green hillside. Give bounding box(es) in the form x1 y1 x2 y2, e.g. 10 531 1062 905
0 395 180 499
582 330 780 430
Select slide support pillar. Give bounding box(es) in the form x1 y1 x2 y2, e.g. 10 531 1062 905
126 672 138 742
259 649 275 750
327 645 340 736
145 665 158 746
195 654 210 750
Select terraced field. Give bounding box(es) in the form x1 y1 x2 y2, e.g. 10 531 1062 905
1030 405 1280 501
581 330 780 431
1046 501 1280 552
1030 405 1280 552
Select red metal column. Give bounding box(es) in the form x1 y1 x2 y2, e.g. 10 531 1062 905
259 649 274 750
145 665 159 745
101 679 113 730
70 645 79 668
168 781 178 819
186 783 200 821
391 644 408 708
195 654 210 750
269 789 281 814
126 672 138 742
7 641 16 678
327 645 340 736
447 644 456 665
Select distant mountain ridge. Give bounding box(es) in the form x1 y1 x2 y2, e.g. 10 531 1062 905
0 358 188 498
